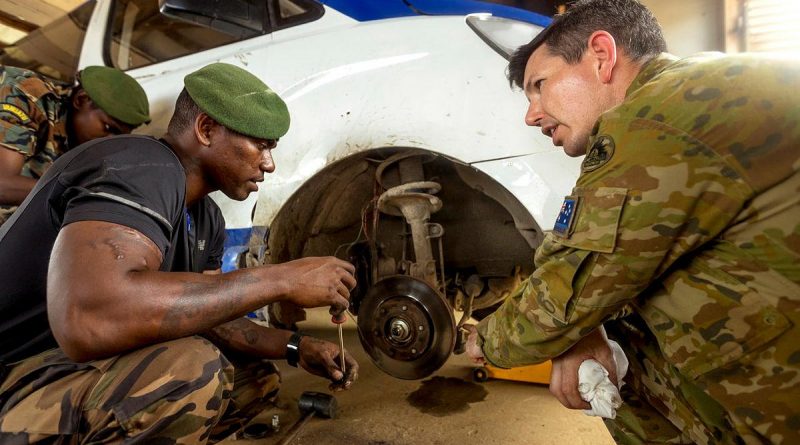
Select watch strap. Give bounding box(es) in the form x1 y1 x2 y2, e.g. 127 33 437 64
286 332 304 367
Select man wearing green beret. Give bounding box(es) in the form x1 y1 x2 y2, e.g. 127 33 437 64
0 65 150 226
0 62 358 443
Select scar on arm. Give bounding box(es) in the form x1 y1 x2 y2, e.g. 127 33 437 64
89 224 162 267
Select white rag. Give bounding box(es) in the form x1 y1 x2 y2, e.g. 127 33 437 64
577 339 628 419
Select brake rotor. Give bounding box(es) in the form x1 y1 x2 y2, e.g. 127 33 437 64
357 275 455 380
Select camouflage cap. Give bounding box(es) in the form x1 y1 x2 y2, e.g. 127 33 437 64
183 63 290 140
79 66 150 126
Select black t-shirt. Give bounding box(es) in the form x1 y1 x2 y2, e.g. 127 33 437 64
0 135 225 363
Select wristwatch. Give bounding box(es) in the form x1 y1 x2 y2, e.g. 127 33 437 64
286 332 304 367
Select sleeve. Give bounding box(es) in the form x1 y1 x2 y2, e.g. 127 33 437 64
476 117 754 367
59 140 185 257
203 201 226 271
0 82 46 157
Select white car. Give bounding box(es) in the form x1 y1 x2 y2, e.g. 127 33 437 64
1 0 581 379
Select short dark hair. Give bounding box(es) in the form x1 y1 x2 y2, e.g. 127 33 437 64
167 88 204 134
507 0 666 88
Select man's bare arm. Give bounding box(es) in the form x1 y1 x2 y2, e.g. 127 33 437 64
204 317 292 358
0 148 35 205
47 220 355 362
205 318 359 390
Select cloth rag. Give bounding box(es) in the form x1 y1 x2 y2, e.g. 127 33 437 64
578 339 628 419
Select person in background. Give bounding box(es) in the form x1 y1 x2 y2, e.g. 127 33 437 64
0 65 150 225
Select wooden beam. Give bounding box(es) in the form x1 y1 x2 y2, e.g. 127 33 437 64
0 0 84 29
724 0 745 53
0 9 38 32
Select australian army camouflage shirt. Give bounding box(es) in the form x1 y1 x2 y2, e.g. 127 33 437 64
477 52 800 380
0 66 71 180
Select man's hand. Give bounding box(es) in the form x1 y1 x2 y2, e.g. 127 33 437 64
464 324 486 365
549 326 617 410
297 336 359 391
273 257 356 313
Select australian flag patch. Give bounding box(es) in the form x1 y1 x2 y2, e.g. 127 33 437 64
553 196 578 236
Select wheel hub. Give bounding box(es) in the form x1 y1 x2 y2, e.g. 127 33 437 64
357 276 455 380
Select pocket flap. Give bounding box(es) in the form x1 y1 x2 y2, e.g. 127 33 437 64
558 187 627 254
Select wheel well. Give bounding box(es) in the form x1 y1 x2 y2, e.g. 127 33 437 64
268 148 542 279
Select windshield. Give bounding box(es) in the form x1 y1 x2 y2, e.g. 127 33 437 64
0 1 96 82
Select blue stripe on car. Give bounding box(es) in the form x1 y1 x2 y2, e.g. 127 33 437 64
319 0 552 26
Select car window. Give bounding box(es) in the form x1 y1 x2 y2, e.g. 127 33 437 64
0 1 96 82
107 0 265 71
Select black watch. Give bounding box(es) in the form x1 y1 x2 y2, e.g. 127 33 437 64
286 332 304 367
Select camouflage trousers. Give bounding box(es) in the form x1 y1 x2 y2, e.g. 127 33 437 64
0 205 16 227
603 316 800 445
0 336 280 444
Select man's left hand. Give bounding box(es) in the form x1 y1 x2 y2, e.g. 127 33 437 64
464 324 486 365
297 336 359 391
549 326 616 410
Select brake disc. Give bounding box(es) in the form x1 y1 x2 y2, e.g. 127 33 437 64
357 275 455 380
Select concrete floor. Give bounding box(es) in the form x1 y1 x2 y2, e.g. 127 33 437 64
225 308 615 445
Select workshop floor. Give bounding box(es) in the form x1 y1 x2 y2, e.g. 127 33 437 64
222 308 615 445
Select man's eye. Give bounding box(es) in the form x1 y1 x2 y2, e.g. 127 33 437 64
534 79 544 90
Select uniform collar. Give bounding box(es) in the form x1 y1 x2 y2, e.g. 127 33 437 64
625 53 679 98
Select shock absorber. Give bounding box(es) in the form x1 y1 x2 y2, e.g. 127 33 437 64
376 154 443 290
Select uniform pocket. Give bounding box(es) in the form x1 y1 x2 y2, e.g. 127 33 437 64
638 257 792 380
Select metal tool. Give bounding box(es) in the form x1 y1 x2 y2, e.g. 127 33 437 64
277 391 338 445
331 309 347 376
240 413 280 440
357 275 456 380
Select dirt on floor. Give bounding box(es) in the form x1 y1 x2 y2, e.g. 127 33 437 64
222 308 616 445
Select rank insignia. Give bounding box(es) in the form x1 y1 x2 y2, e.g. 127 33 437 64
582 135 615 172
553 196 578 236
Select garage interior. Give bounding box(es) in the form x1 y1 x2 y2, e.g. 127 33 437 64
1 1 797 444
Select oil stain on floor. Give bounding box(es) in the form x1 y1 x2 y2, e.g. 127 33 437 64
406 376 488 417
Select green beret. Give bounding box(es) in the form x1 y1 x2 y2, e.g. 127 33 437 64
79 66 150 126
184 63 289 140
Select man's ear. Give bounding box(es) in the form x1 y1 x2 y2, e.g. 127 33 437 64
587 31 617 84
71 89 93 111
194 113 216 147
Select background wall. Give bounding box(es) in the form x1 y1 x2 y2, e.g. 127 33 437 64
640 0 725 56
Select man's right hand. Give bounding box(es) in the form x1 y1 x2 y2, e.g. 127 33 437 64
274 256 356 312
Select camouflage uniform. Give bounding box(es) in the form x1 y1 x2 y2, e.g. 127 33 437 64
477 53 800 444
0 336 280 443
0 66 70 225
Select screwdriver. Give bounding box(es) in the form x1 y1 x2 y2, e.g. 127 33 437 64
330 309 346 376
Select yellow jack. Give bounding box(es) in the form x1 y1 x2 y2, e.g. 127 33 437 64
473 361 552 385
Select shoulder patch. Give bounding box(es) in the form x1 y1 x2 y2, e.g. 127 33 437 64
581 135 615 173
0 103 31 123
553 196 579 237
